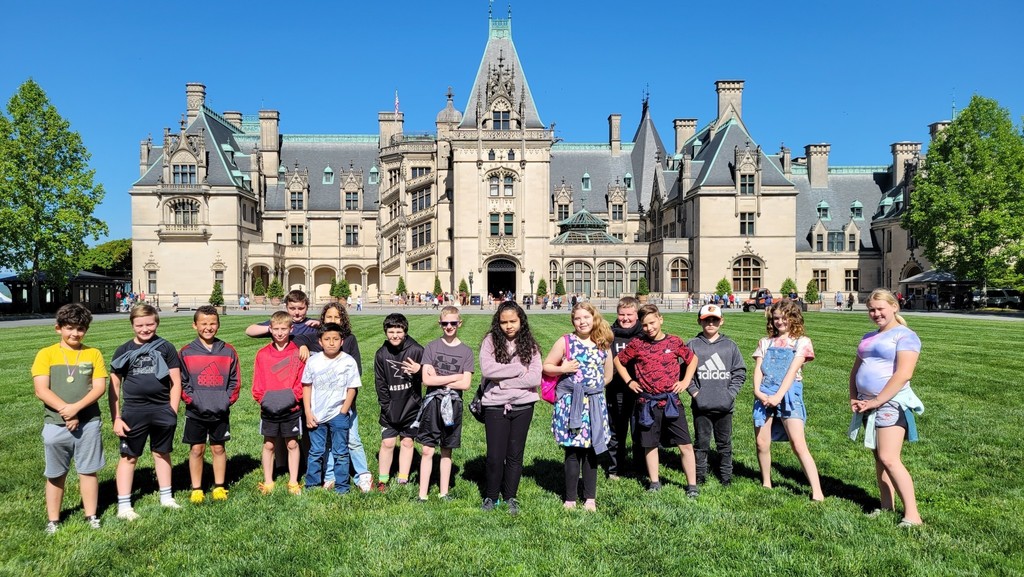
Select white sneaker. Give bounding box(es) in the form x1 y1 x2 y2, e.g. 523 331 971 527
357 473 373 493
117 508 139 521
87 515 101 529
161 499 181 509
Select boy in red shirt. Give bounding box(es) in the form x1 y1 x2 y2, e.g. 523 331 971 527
252 311 304 495
613 304 700 497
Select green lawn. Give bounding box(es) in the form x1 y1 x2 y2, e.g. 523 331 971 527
1 310 1021 576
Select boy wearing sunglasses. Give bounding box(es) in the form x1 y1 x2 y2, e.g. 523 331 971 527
414 306 474 501
686 304 746 486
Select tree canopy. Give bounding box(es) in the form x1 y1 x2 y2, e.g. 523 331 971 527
78 238 131 276
0 79 107 312
904 95 1024 288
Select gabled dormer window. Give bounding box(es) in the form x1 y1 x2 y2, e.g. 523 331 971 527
290 189 304 211
557 203 569 221
368 166 379 185
492 111 510 130
323 166 334 185
582 172 591 192
624 173 633 190
817 201 831 220
173 164 197 185
739 173 755 195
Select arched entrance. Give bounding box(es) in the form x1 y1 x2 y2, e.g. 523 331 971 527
487 259 517 300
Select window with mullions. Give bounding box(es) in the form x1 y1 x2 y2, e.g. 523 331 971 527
411 258 433 271
557 204 569 221
740 174 754 195
490 213 499 236
565 261 593 296
345 191 359 210
848 233 857 251
290 190 303 210
492 111 510 130
172 164 196 185
171 199 200 226
412 189 432 213
504 176 514 197
597 261 624 298
828 232 844 252
629 261 647 293
147 271 157 294
489 176 499 197
345 225 359 246
412 223 431 249
669 259 688 293
411 167 431 179
731 256 762 292
503 213 514 236
740 212 755 236
290 225 304 246
813 269 828 292
612 204 623 221
845 269 859 292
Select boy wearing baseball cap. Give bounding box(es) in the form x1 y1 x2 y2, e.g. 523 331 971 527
686 304 746 485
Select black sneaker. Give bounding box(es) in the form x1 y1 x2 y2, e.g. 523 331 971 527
481 497 495 511
685 485 700 499
507 498 520 516
696 475 707 485
648 481 662 492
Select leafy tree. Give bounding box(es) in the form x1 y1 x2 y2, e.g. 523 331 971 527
209 281 224 306
780 277 798 297
904 95 1024 290
636 276 650 295
396 276 407 296
715 277 732 296
459 278 469 294
805 279 820 304
79 239 131 276
555 277 566 296
0 79 107 312
329 277 340 299
252 277 266 297
338 278 351 299
433 275 443 297
536 278 548 297
266 277 284 299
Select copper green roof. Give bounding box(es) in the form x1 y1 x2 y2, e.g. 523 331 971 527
551 208 622 245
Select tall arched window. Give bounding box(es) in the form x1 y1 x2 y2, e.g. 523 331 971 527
170 199 200 226
597 261 624 298
732 256 763 292
565 261 593 297
629 261 647 293
669 259 689 293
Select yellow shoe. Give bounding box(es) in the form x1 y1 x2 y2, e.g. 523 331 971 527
287 482 302 495
211 487 228 501
189 489 205 504
258 481 275 495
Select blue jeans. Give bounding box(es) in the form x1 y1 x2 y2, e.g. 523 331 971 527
323 407 369 484
306 411 352 493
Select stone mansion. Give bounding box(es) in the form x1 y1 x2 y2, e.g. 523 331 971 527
130 15 939 306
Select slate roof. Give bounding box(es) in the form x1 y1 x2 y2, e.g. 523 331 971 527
459 18 545 130
270 141 380 211
691 118 792 189
791 168 892 252
550 146 636 213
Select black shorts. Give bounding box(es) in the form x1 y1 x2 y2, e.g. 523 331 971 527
182 415 231 445
415 401 463 449
381 422 419 440
637 403 692 448
259 413 302 439
119 406 178 457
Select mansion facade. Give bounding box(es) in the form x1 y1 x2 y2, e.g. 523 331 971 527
130 16 939 306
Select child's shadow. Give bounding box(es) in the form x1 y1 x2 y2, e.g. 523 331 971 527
772 462 875 508
523 457 564 496
461 455 487 497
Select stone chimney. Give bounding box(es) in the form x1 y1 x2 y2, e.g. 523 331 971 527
928 121 951 141
780 145 792 178
805 143 831 189
222 111 243 129
185 83 206 124
674 118 697 155
715 80 744 120
608 114 621 156
891 142 922 185
139 136 151 177
378 111 404 148
259 110 280 180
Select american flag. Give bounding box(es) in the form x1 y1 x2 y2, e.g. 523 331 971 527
394 90 399 115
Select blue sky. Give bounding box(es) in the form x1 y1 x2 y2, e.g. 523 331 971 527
2 0 1022 244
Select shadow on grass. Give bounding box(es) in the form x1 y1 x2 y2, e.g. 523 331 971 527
771 461 876 508
460 455 486 497
94 454 261 516
523 457 565 498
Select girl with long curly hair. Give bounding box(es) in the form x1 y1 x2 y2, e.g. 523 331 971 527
478 301 542 515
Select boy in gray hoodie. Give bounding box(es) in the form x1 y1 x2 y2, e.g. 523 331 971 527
686 304 746 485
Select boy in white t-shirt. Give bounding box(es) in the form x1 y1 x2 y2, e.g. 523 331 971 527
301 323 361 494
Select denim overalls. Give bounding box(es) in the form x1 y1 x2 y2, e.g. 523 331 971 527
753 344 807 442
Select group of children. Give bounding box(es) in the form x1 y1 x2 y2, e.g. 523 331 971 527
34 288 924 531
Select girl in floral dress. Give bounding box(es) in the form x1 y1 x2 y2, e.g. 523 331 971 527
544 302 614 511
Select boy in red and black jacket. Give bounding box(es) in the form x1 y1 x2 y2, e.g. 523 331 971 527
252 311 305 495
179 305 241 503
